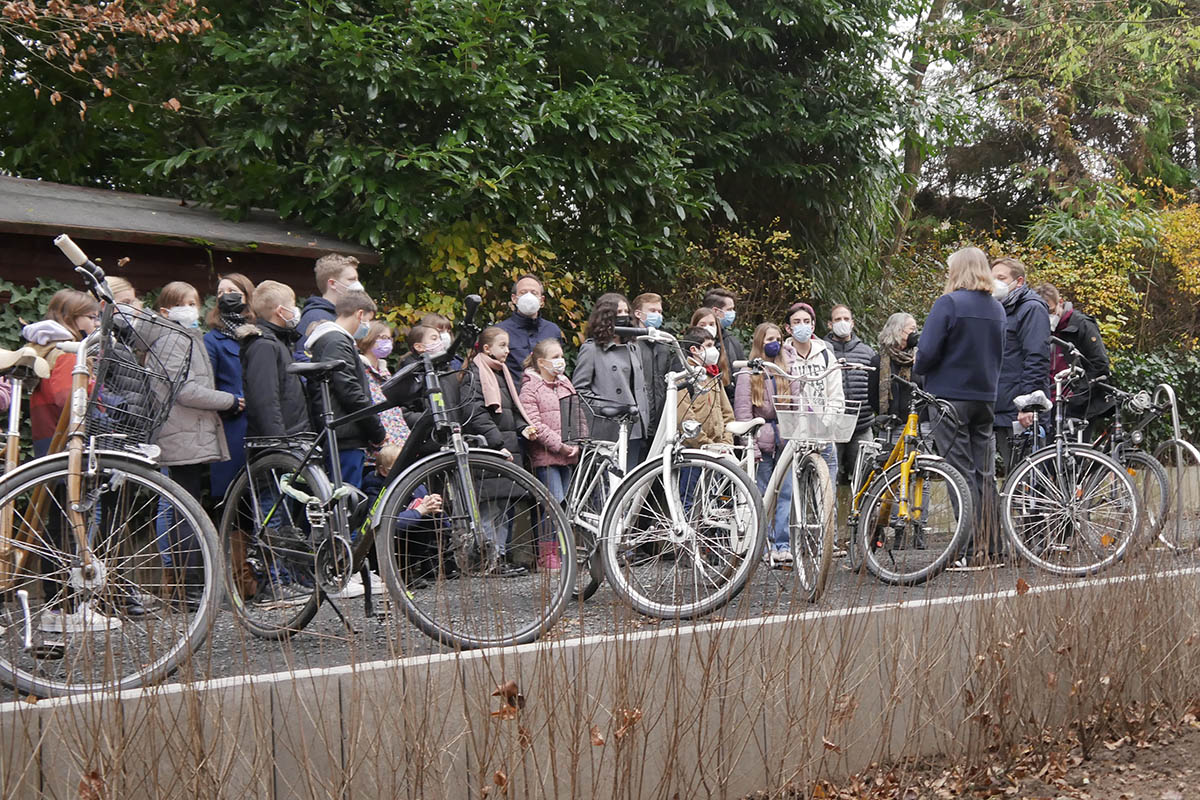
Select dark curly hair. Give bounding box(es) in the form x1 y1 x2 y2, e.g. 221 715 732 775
585 292 630 345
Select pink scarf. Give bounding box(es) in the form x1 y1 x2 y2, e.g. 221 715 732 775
475 353 533 426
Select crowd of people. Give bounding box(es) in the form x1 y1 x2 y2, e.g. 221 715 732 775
0 245 1112 582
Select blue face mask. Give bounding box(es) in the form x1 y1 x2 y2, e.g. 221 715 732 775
791 323 813 342
722 309 736 328
644 312 663 329
763 340 782 358
354 320 370 340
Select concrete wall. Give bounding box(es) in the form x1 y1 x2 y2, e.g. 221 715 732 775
3 567 1199 799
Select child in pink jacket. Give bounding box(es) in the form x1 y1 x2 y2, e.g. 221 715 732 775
519 339 580 570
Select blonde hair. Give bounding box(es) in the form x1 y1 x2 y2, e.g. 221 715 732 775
252 280 296 320
376 444 402 476
47 288 100 340
748 322 789 408
314 253 359 292
944 247 994 295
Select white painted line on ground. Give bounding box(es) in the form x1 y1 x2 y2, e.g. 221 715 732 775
5 564 1199 714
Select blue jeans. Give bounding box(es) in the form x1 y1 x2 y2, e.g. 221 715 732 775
535 465 572 505
337 449 366 489
755 451 794 551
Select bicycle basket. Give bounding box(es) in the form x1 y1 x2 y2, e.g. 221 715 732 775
85 307 192 451
560 392 638 444
774 397 861 443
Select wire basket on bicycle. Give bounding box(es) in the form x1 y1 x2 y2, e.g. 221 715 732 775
85 306 193 451
560 393 610 443
775 397 862 443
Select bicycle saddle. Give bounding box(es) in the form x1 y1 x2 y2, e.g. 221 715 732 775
873 414 902 429
726 417 766 436
287 360 342 378
0 346 50 379
1014 390 1052 412
593 404 639 419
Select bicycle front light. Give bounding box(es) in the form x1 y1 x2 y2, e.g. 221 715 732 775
1131 430 1144 446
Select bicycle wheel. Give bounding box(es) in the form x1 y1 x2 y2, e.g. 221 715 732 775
598 452 765 619
785 452 834 602
1117 449 1169 550
1003 445 1141 576
858 456 972 586
565 444 612 602
1152 439 1200 552
376 451 576 650
0 454 220 697
217 450 329 640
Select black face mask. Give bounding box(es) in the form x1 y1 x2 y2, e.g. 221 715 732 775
906 330 920 349
218 292 246 316
614 314 633 328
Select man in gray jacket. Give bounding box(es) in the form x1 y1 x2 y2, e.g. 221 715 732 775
824 304 879 484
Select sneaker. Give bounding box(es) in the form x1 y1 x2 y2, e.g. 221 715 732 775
252 577 312 608
492 562 531 577
330 573 366 599
769 549 794 568
40 603 123 634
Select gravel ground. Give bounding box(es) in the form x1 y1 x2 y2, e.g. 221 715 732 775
185 546 1200 682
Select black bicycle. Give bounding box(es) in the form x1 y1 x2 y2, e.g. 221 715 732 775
218 296 576 650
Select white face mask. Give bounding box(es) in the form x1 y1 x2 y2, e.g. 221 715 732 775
703 345 720 366
831 320 853 339
544 357 566 375
1049 313 1061 330
167 306 199 328
516 291 541 317
439 331 452 349
992 278 1011 301
336 278 364 294
702 324 718 339
281 305 301 329
425 337 446 355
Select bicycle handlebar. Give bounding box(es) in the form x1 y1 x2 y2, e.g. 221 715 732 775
731 357 874 383
53 234 114 304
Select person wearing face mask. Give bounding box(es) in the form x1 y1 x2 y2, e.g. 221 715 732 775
203 273 255 500
573 293 652 469
780 301 843 480
237 280 311 440
702 289 744 402
677 326 736 449
1034 283 1113 434
824 303 880 486
689 307 733 392
990 257 1051 472
734 322 797 566
496 274 564 385
632 292 677 444
357 320 411 449
519 338 582 571
418 311 462 370
294 253 364 361
874 312 923 422
303 291 386 489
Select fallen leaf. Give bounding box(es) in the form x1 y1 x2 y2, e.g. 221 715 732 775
518 725 532 751
822 736 842 753
613 708 643 740
78 770 104 800
490 704 519 721
1047 672 1058 688
493 680 519 703
1016 577 1030 595
116 257 130 267
590 724 606 746
831 694 859 725
163 97 181 112
493 770 507 790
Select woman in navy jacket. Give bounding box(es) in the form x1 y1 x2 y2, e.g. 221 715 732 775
203 273 254 500
914 247 1006 560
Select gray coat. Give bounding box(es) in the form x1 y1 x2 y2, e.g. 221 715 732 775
151 323 236 466
572 339 651 441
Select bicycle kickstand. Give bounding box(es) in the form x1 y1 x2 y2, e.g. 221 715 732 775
360 563 376 619
320 590 360 635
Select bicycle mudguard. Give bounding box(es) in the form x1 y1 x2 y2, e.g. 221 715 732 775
366 447 514 532
0 448 160 487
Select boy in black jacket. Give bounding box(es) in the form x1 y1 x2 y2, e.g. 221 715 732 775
302 291 386 488
236 280 312 439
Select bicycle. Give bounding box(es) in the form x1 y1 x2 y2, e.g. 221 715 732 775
218 295 577 649
0 235 221 697
729 357 873 601
580 325 765 619
1144 384 1200 552
850 375 975 586
1000 342 1143 576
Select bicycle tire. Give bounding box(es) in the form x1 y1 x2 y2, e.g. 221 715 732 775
376 451 576 650
0 454 220 697
857 456 973 586
217 450 329 640
1117 449 1169 550
598 451 765 619
565 445 613 602
1002 445 1141 576
784 452 834 602
1152 438 1200 552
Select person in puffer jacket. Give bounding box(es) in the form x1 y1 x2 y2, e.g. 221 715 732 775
519 338 580 572
236 281 311 439
23 290 100 457
824 303 880 484
990 256 1050 471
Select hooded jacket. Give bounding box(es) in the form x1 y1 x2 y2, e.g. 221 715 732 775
304 320 385 450
293 295 336 361
23 320 75 455
1051 308 1113 420
994 285 1051 426
824 333 880 433
519 371 581 468
236 320 312 438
